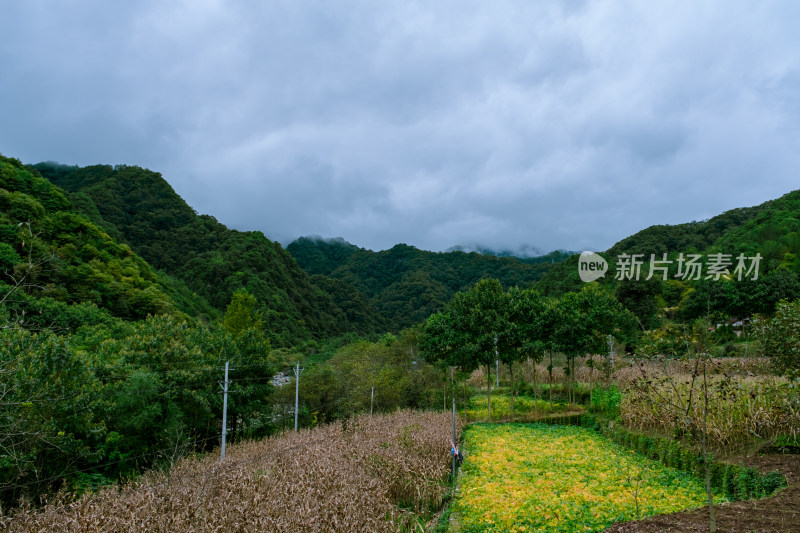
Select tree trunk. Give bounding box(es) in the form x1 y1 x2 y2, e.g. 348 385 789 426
486 363 492 420
702 356 717 533
568 357 573 407
548 351 553 410
463 371 469 424
509 362 515 422
572 357 577 407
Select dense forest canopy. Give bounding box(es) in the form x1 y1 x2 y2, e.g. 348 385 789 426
33 161 355 344
287 236 571 330
0 155 192 323
30 159 574 338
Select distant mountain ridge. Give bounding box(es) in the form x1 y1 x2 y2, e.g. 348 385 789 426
287 236 572 330
33 162 351 344
444 244 582 263
535 189 800 326
11 154 800 339
31 160 571 338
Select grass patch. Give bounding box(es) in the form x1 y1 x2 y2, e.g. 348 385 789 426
465 392 575 422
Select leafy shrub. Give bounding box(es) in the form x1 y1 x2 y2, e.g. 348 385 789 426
590 385 622 419
757 299 800 379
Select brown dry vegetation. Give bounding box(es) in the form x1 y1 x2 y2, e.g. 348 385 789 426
1 410 459 532
469 356 774 389
622 375 799 452
615 357 799 455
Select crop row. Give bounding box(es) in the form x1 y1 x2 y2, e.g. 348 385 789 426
453 423 717 533
621 374 800 453
1 410 458 532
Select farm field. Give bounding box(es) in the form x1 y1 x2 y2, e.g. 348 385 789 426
0 411 457 532
603 453 800 533
453 423 720 533
464 390 577 423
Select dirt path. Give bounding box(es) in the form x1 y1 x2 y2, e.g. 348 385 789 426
443 466 464 532
603 453 800 533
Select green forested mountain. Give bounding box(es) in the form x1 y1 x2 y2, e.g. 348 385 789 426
536 189 800 328
711 191 800 270
606 207 762 257
0 154 212 325
24 159 573 338
18 153 800 337
287 236 571 330
33 162 354 344
602 189 800 267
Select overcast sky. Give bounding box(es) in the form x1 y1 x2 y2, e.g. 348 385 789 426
2 1 800 255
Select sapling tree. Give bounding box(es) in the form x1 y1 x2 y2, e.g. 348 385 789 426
621 454 651 520
633 319 724 533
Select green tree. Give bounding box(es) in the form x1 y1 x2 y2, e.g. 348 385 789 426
223 288 264 336
500 287 548 419
756 299 800 380
429 279 509 418
552 284 637 405
0 329 104 506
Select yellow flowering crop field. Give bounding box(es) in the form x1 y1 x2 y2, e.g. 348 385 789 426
454 423 721 532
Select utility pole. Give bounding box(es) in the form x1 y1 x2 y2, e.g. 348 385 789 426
452 397 457 481
294 362 302 431
449 366 454 414
370 384 374 415
220 361 230 461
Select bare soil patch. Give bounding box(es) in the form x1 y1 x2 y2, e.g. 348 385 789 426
604 453 800 533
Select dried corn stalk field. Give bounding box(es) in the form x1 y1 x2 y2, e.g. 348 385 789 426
1 410 459 532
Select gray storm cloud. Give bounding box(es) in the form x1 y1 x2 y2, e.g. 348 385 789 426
2 0 800 253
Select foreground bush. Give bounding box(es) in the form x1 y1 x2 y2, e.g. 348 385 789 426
1 411 458 532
